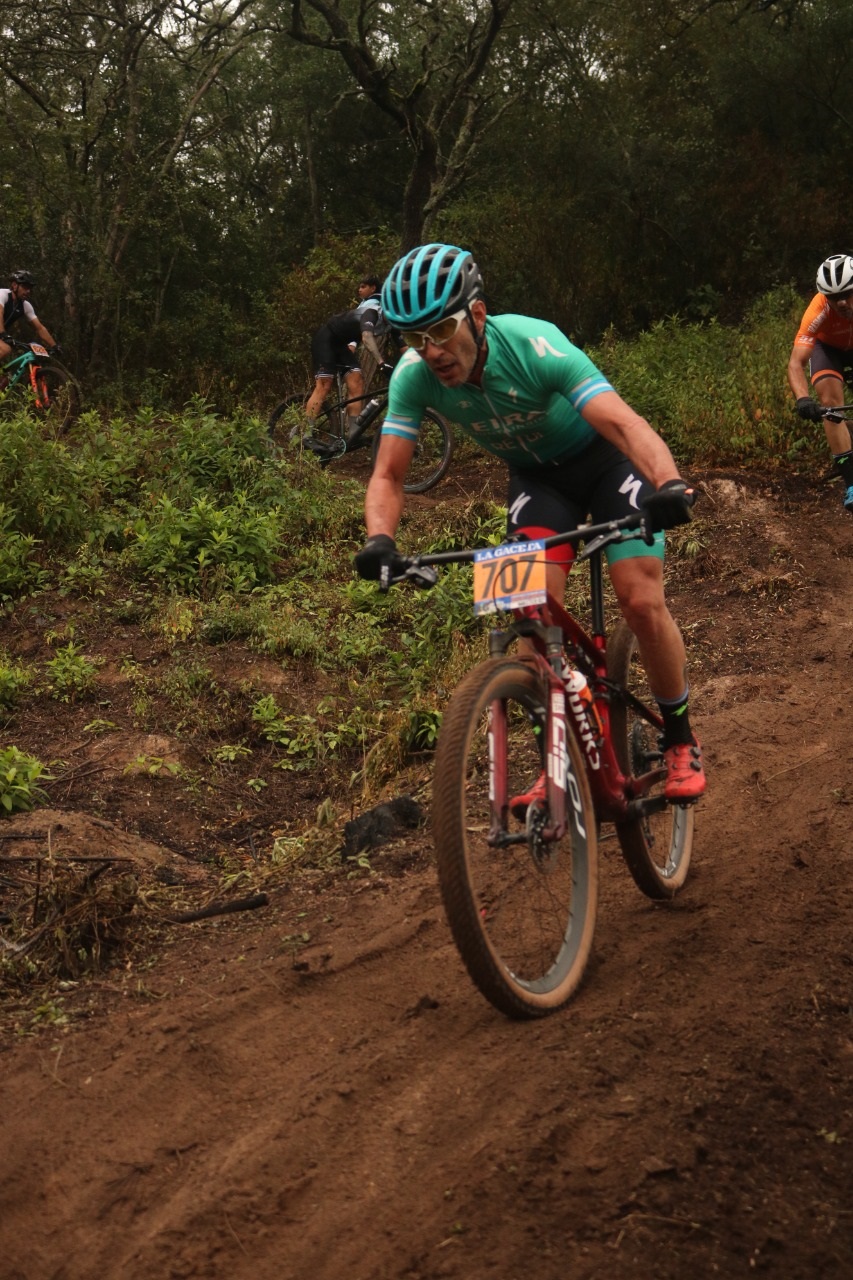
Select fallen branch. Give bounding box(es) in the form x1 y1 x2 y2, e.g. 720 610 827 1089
166 893 269 925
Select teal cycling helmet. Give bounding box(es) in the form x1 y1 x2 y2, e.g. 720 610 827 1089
382 244 483 327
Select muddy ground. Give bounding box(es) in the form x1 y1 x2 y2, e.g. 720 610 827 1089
0 461 851 1279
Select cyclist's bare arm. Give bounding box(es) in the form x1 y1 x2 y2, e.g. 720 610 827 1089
361 328 384 366
581 390 683 488
787 342 813 401
365 432 415 537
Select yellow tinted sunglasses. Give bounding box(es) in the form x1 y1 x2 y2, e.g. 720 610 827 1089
400 308 468 351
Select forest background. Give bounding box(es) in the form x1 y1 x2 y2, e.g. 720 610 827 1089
0 0 850 411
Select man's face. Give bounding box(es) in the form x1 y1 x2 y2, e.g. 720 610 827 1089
10 281 31 301
829 291 853 318
357 282 374 300
418 301 486 387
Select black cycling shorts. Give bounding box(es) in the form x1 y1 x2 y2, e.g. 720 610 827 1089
810 341 853 387
311 324 361 379
506 434 664 567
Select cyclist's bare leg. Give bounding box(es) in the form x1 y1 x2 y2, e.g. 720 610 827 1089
305 375 334 422
608 557 687 702
344 368 366 419
609 556 704 797
813 372 851 456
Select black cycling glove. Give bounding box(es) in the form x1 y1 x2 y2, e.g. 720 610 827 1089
354 534 406 587
48 343 64 358
641 479 696 533
796 397 824 422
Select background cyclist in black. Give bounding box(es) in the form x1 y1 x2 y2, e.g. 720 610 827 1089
305 275 386 436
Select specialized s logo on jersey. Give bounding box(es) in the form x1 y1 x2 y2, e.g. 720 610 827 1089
619 474 643 509
528 336 569 360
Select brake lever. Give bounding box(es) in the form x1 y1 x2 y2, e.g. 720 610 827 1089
405 564 438 589
377 562 438 592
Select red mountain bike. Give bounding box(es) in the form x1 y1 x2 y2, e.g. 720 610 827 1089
386 509 696 1018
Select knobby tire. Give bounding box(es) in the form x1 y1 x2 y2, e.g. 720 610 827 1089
34 366 79 435
0 365 79 434
432 658 598 1018
608 620 694 899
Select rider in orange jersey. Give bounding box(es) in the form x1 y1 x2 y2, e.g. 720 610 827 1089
787 254 853 512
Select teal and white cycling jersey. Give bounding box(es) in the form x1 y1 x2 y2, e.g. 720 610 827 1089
382 313 614 467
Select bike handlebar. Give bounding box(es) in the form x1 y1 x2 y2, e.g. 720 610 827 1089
1 336 53 356
821 405 853 422
387 510 655 591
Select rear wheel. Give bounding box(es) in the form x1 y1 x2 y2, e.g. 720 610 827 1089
608 620 694 899
371 408 453 494
432 658 598 1018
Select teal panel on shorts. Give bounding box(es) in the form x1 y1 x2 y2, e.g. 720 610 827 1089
606 528 665 565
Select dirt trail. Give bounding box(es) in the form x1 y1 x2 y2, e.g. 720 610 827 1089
1 470 852 1280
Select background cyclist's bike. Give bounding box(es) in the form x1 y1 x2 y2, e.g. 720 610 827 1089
384 510 696 1019
268 369 453 495
0 337 80 433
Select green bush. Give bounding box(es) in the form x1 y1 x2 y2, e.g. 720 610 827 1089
0 746 52 813
591 285 808 466
0 651 33 709
121 492 284 593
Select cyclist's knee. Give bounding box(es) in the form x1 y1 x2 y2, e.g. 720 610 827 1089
610 561 667 631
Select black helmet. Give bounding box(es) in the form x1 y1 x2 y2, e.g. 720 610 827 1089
9 270 35 288
360 274 380 290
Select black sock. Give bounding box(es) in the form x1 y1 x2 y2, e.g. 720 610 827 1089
833 452 853 487
656 689 694 749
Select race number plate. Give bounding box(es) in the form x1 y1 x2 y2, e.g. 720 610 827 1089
472 540 547 615
29 344 49 357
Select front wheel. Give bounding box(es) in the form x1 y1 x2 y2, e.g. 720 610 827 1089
608 620 694 899
371 408 453 494
432 658 598 1018
33 366 80 434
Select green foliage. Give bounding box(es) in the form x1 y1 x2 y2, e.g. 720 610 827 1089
0 652 34 710
44 642 101 702
0 507 49 601
0 420 87 544
122 492 283 593
0 746 52 814
591 287 808 466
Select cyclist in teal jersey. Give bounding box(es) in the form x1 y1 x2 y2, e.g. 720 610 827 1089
354 243 705 803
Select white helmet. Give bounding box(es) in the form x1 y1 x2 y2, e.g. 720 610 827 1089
816 254 853 297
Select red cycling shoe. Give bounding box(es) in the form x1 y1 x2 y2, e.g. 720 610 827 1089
663 739 706 801
509 771 547 821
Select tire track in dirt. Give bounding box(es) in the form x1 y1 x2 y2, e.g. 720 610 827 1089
1 473 852 1280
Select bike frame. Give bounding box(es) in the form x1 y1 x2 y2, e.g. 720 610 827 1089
503 551 667 828
403 514 667 840
322 373 387 448
1 340 54 410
